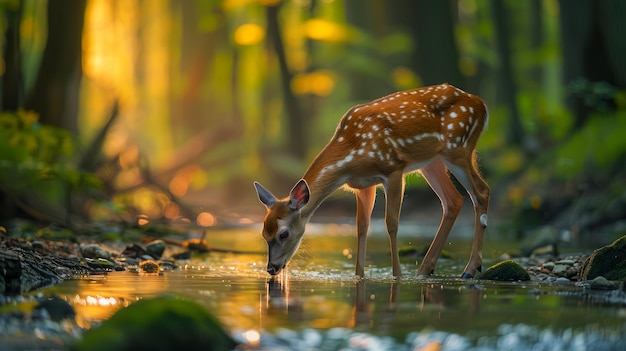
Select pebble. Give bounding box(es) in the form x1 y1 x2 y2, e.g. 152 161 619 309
552 264 569 277
523 255 586 282
555 259 576 265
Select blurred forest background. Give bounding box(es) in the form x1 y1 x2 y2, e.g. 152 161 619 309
1 0 625 243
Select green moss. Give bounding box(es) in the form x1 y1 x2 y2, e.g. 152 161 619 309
480 260 530 281
72 295 237 351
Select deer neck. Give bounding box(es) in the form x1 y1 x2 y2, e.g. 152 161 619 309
299 145 351 220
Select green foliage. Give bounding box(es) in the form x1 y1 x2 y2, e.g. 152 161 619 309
551 110 626 180
0 110 102 206
569 78 620 113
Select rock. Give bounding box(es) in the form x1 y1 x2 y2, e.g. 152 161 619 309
555 259 575 265
579 235 626 281
519 226 561 256
71 295 237 351
146 240 166 259
0 250 22 294
121 243 149 259
183 238 211 252
171 250 191 260
552 264 568 277
80 244 113 259
542 262 555 271
589 276 616 290
139 260 160 273
33 295 76 321
566 267 578 279
479 260 530 281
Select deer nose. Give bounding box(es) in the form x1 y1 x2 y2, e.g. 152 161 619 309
267 263 282 275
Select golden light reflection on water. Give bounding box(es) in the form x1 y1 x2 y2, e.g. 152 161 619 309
66 273 173 328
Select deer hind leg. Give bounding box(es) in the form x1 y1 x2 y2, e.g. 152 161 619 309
418 158 464 276
383 170 405 277
444 151 490 279
355 186 376 277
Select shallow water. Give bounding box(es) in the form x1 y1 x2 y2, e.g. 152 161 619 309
40 227 626 349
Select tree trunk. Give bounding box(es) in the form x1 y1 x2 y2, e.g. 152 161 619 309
266 3 306 159
560 0 626 131
344 0 392 100
490 0 525 147
25 0 87 134
1 3 23 110
391 0 464 88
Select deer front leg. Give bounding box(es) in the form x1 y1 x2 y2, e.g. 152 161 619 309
355 186 376 277
383 171 405 277
418 158 464 276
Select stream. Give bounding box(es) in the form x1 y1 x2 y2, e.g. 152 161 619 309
8 225 626 350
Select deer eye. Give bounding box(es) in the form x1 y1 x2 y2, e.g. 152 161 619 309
278 230 289 240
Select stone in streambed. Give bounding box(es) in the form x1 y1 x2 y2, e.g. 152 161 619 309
579 235 626 281
80 244 115 259
589 276 616 290
145 240 166 259
479 260 530 281
33 295 76 322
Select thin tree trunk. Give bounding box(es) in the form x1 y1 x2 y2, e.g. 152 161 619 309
266 3 306 159
490 0 525 147
1 3 23 110
25 0 87 134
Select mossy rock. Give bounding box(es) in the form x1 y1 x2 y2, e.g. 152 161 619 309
579 235 626 281
72 295 237 351
479 260 530 281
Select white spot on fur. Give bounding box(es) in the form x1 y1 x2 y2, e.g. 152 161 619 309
447 123 454 130
450 112 458 118
480 214 488 227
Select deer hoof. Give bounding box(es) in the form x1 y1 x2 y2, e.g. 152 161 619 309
460 272 474 279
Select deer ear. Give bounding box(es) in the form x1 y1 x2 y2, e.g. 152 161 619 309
289 179 310 211
254 181 277 208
